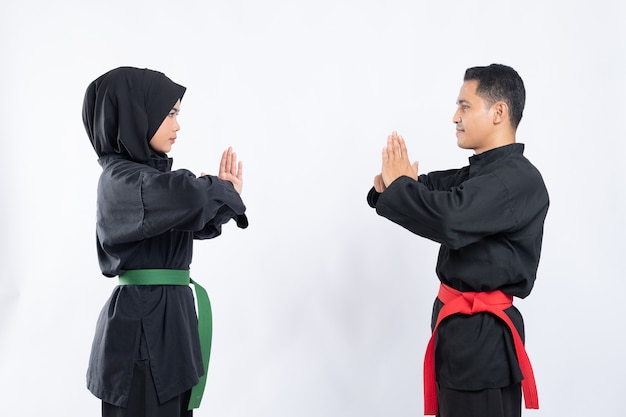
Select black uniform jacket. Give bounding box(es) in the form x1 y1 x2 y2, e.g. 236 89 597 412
87 153 247 407
368 143 549 390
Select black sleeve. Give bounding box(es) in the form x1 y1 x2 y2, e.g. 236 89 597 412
367 168 467 209
367 187 381 208
140 170 247 239
418 167 468 191
374 174 519 250
193 209 249 240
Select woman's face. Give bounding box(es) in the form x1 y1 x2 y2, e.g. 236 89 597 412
149 99 181 154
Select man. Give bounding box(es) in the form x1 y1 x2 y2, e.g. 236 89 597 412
367 64 549 417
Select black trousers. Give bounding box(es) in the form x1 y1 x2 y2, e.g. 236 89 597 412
437 382 521 417
102 360 192 417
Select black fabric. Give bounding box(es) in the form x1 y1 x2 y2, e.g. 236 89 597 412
368 143 549 390
83 67 248 408
437 382 521 417
83 66 186 163
102 360 193 417
94 154 247 276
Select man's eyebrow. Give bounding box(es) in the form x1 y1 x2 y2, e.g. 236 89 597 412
457 99 470 105
171 107 180 112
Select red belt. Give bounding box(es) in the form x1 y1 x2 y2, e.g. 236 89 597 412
423 283 539 415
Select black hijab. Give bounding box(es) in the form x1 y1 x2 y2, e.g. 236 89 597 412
82 67 186 163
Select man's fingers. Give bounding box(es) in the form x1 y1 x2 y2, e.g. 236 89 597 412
399 136 408 160
388 135 401 159
386 135 396 160
374 174 386 193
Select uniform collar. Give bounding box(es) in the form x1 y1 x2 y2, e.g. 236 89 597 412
98 153 173 172
147 153 173 172
469 143 524 166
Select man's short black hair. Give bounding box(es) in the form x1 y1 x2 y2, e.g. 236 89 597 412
464 64 526 129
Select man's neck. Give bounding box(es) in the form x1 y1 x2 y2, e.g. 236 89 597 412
473 132 516 155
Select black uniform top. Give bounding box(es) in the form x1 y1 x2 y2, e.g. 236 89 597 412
82 67 248 406
367 143 549 390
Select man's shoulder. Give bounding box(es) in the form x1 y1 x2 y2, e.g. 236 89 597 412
495 153 549 202
506 151 546 181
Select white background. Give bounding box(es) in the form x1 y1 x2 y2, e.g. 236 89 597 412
1 0 625 415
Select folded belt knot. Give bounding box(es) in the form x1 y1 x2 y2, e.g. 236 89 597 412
422 283 539 415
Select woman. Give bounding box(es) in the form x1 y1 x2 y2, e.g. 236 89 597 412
82 66 248 416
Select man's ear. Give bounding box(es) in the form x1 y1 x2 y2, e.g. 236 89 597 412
492 101 509 125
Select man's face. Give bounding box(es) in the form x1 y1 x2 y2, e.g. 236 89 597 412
149 99 181 154
452 80 495 154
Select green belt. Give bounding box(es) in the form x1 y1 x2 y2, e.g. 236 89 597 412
119 269 212 410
